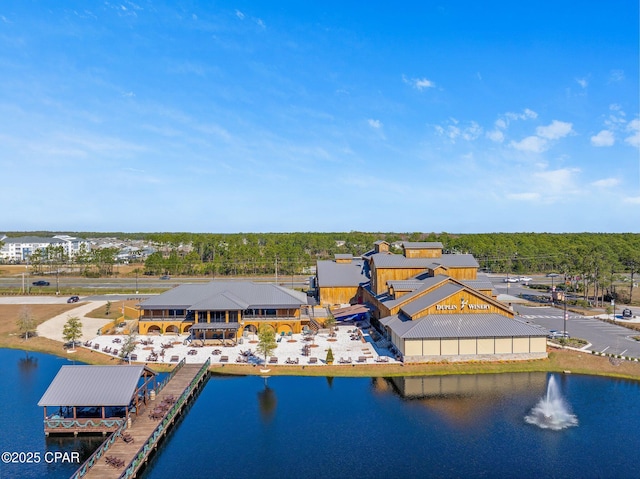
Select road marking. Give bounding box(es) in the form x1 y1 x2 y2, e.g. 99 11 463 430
621 349 628 355
601 346 609 353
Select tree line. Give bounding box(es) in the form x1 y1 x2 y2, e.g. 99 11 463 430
4 231 639 302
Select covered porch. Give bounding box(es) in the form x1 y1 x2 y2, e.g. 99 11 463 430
188 322 241 346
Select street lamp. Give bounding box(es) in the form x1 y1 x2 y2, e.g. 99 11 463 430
563 274 568 347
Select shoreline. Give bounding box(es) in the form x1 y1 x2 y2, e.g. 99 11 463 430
5 338 640 381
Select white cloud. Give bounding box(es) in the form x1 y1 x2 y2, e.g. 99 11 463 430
591 178 619 188
511 135 547 153
591 130 615 147
403 75 435 90
505 109 537 122
536 120 573 140
435 120 482 143
624 119 640 148
624 196 640 204
235 10 245 19
256 18 265 28
609 69 625 82
493 108 537 136
532 168 581 199
486 129 504 143
461 121 482 141
367 119 382 129
576 77 588 88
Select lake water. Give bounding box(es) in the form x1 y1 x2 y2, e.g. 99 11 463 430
1 348 639 479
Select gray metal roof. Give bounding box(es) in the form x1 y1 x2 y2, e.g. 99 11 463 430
402 241 443 249
400 283 463 318
316 259 369 287
383 314 547 339
190 322 240 330
460 280 494 290
387 280 427 291
141 281 308 310
334 253 353 260
371 253 479 269
380 275 450 310
38 365 153 407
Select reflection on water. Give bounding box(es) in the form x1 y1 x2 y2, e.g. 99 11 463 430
257 377 277 423
2 347 640 479
381 373 549 425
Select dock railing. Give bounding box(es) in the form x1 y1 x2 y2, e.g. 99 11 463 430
155 357 186 395
119 358 210 479
70 421 128 479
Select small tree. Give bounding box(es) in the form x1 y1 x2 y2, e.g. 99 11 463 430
16 306 36 340
256 324 277 366
324 314 336 330
119 331 138 362
326 347 334 365
105 301 112 316
62 316 83 350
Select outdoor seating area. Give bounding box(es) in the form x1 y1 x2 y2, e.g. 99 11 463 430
84 322 400 367
149 395 176 421
106 456 125 468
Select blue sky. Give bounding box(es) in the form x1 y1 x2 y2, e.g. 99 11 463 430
1 1 638 234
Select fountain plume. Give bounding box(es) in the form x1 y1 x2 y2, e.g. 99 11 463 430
525 375 578 430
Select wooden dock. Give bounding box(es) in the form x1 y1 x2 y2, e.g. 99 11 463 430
73 360 209 479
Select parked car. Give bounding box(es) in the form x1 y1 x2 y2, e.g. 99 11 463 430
504 277 519 283
547 330 570 339
546 273 560 278
160 275 171 280
622 308 633 318
32 280 50 286
67 295 80 303
518 276 532 283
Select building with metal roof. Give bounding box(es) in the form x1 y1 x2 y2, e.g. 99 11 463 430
138 280 311 340
314 240 547 362
38 365 156 435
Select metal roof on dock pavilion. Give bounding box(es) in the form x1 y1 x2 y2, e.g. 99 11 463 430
38 365 155 407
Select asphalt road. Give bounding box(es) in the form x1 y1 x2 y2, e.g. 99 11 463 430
482 274 640 357
515 304 640 357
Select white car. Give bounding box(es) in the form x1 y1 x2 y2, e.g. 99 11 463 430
519 276 532 283
504 277 519 283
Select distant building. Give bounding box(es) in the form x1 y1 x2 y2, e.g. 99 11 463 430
0 235 90 262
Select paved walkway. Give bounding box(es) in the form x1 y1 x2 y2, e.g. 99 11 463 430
36 301 111 343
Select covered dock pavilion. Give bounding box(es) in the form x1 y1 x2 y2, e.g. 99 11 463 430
38 365 156 435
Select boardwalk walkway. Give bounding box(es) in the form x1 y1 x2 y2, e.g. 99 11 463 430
76 361 209 479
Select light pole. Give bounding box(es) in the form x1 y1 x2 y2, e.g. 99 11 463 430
563 274 568 346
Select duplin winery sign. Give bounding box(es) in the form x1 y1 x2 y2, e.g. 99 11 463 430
435 297 490 312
